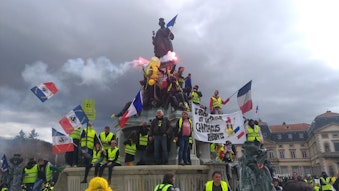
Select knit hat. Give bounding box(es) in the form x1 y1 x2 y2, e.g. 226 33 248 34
85 177 112 191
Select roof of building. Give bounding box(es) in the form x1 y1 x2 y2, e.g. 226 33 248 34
269 123 310 132
307 111 339 135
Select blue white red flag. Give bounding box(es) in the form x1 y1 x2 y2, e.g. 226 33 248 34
31 82 58 102
59 105 89 134
166 14 178 28
120 90 143 128
52 128 74 154
237 81 253 114
1 154 9 172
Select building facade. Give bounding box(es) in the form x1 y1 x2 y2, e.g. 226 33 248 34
260 111 339 178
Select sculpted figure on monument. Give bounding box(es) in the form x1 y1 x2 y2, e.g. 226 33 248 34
239 141 275 191
152 18 174 59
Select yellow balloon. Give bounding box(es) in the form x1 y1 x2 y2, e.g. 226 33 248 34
148 79 155 86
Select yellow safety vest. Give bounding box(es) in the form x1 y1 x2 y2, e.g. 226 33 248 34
125 143 136 156
69 128 81 140
45 163 53 182
211 96 222 109
190 91 200 103
178 118 193 135
22 164 38 184
81 128 96 149
320 177 332 190
247 125 261 142
91 150 102 164
205 180 228 191
139 134 148 146
108 147 120 164
99 132 114 150
154 184 172 191
210 143 215 152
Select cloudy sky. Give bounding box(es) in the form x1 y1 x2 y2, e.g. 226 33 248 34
1 0 339 142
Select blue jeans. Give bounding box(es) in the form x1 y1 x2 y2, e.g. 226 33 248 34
33 178 44 191
178 136 189 163
154 135 168 164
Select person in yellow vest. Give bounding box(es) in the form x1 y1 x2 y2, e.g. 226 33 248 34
81 143 104 184
33 158 60 191
153 172 176 191
99 126 115 153
136 123 149 165
204 171 228 191
333 172 339 191
320 171 333 191
65 126 81 167
99 140 121 185
246 119 263 145
210 143 216 161
189 85 203 105
174 111 193 165
21 158 38 191
124 131 138 166
0 180 8 191
81 121 99 167
209 90 230 114
85 177 112 191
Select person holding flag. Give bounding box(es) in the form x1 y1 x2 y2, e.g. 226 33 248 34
80 122 99 167
209 90 230 114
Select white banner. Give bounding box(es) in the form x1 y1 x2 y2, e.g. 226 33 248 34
191 104 246 144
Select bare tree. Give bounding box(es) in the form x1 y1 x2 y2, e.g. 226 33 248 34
28 129 39 139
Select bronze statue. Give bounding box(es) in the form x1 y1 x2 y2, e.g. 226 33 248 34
239 141 275 191
152 18 174 59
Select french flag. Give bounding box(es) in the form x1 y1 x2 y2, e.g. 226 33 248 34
120 90 143 128
31 82 58 102
237 81 253 114
59 105 88 134
52 128 74 154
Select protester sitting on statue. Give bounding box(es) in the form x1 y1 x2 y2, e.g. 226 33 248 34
65 126 81 167
189 85 203 107
210 90 230 114
123 131 138 166
99 140 121 185
167 76 186 111
81 143 105 184
149 109 172 165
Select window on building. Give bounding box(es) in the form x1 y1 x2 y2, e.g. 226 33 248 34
279 145 283 148
277 134 282 140
290 150 296 159
280 166 288 175
304 167 311 176
292 166 300 175
329 165 336 177
299 133 304 139
322 133 329 138
334 142 339 151
324 143 330 152
333 133 338 138
268 150 274 159
289 144 294 147
279 150 285 159
288 133 293 139
300 143 305 147
302 150 308 158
